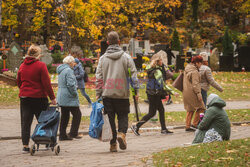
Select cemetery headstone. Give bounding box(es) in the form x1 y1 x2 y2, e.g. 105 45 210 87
7 42 23 71
210 48 219 71
171 51 179 66
40 44 53 65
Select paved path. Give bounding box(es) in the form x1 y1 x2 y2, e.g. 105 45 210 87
0 126 249 167
0 101 249 138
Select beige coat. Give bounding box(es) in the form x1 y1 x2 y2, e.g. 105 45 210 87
199 65 223 92
183 63 205 111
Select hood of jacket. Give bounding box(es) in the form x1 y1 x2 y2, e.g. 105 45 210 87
74 61 82 70
207 96 226 108
105 44 124 60
75 58 80 64
24 57 38 65
57 64 70 74
185 63 198 74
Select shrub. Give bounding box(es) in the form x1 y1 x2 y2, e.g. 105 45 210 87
51 51 63 64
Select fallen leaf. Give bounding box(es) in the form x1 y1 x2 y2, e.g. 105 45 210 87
226 149 238 153
200 158 206 162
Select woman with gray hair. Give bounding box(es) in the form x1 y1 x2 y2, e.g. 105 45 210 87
17 45 56 153
57 55 82 140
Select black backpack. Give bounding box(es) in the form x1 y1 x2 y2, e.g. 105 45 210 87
83 71 88 82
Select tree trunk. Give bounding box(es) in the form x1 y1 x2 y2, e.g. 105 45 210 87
45 8 51 47
0 0 2 28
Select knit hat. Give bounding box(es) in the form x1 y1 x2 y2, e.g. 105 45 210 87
200 52 208 61
207 93 219 106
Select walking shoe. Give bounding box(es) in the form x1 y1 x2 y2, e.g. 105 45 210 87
161 129 173 134
69 135 82 139
131 125 140 136
59 135 73 141
110 143 117 152
22 147 30 153
185 128 196 132
117 132 127 150
191 125 198 129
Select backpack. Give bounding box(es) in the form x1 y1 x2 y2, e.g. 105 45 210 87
89 100 104 139
83 71 89 82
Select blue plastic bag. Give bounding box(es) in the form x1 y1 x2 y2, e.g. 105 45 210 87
89 99 104 139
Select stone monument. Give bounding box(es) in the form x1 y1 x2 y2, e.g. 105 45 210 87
6 42 23 71
40 44 53 65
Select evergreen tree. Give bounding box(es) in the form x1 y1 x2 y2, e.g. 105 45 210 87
171 29 181 52
222 27 234 56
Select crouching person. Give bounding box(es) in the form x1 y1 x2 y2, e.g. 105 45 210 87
95 31 139 152
192 94 231 144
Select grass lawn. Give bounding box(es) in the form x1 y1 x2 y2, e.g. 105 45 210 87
147 138 249 167
77 109 250 128
0 72 249 107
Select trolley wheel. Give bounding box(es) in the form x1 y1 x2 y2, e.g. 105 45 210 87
30 144 36 156
55 145 60 155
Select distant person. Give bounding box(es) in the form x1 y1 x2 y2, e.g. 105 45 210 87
96 31 139 152
73 58 92 107
17 45 56 153
192 94 231 144
199 52 223 106
183 56 206 131
131 54 178 136
166 46 175 65
57 56 82 140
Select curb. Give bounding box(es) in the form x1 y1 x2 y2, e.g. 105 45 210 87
1 121 249 141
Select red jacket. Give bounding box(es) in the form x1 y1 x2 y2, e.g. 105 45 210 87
17 57 55 100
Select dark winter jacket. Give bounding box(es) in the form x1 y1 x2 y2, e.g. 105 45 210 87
74 58 85 89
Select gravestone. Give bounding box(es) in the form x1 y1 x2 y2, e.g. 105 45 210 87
171 51 179 66
176 53 192 71
6 42 23 71
144 40 150 55
210 48 219 71
40 45 53 65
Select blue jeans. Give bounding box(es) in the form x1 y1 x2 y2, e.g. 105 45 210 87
201 89 207 107
79 88 92 104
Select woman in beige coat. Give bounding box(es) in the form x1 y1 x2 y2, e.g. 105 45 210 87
183 55 205 131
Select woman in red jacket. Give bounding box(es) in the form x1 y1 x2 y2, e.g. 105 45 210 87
17 45 56 153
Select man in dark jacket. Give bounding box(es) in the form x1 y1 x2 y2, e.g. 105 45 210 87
96 31 139 152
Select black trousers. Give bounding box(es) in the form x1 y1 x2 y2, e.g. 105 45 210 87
103 98 130 144
20 97 48 145
137 94 167 130
59 106 82 137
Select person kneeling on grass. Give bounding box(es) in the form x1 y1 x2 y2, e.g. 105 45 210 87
192 94 231 144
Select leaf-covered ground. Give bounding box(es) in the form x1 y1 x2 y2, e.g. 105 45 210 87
148 138 249 167
0 72 249 106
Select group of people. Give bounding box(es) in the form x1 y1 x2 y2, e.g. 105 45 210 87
182 53 231 143
17 45 91 152
17 31 231 153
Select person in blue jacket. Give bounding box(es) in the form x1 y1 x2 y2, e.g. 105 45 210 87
73 58 92 107
57 55 82 140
